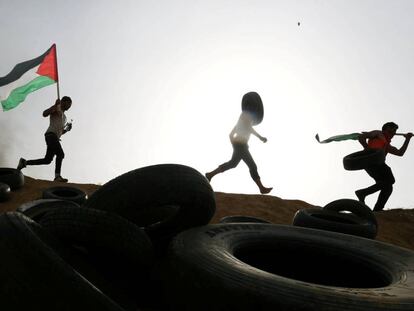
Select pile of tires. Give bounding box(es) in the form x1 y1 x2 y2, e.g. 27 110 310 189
292 199 378 239
7 164 216 310
0 168 24 202
4 164 414 310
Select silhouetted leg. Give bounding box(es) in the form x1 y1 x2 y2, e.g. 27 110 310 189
241 146 272 194
374 184 393 211
205 144 242 181
355 184 381 203
54 145 65 176
373 165 395 211
26 138 55 166
26 132 66 180
357 163 395 210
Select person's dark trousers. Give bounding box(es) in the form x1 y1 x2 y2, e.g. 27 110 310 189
358 163 395 211
218 143 260 180
26 132 65 175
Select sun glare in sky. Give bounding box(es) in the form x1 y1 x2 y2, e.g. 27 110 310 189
1 1 414 209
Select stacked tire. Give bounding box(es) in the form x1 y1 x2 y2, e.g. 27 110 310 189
292 199 378 239
10 164 216 310
0 168 24 202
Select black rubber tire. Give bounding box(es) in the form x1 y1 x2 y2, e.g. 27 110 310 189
324 198 378 229
163 223 414 310
42 186 88 205
39 206 154 270
24 211 139 310
83 164 216 245
0 212 125 311
39 206 155 308
241 91 264 125
0 167 24 190
0 182 11 202
17 199 80 222
343 149 385 171
219 215 271 224
292 208 377 239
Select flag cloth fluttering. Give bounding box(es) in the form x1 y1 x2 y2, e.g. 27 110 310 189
0 44 58 111
315 133 360 144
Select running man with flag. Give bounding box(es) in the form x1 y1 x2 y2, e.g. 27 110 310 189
355 122 413 211
17 96 73 182
317 123 413 211
1 44 73 182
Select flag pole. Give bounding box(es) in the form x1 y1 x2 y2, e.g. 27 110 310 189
53 43 60 100
56 80 61 101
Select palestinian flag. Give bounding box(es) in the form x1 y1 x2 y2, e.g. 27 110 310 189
315 133 360 144
0 44 58 111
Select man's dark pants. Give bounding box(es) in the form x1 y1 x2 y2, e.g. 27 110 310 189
359 162 395 211
26 132 64 175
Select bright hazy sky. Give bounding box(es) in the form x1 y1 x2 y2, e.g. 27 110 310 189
1 0 414 210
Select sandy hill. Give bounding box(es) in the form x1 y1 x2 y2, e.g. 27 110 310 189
1 175 413 251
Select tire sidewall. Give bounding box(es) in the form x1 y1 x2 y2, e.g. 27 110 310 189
323 199 378 228
292 208 377 239
42 186 88 205
0 168 24 190
165 224 414 310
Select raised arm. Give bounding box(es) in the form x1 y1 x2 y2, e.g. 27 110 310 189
387 133 413 156
42 99 61 117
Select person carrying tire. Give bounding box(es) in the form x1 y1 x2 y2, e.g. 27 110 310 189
205 92 272 194
17 96 73 183
355 122 413 211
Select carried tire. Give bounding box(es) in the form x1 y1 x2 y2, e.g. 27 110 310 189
163 223 414 310
343 149 385 171
219 215 271 224
324 198 378 230
83 164 216 247
17 199 80 222
0 212 125 310
292 208 377 239
0 182 11 202
0 168 24 190
42 186 88 205
241 92 264 125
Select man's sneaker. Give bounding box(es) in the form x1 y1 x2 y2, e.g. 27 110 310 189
17 158 26 170
54 176 68 183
